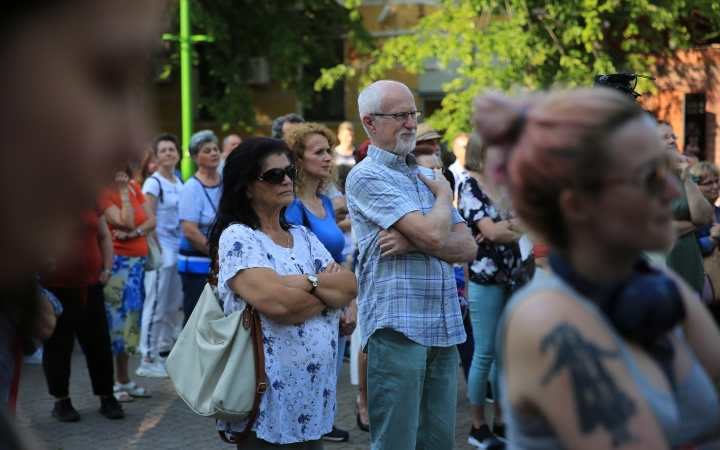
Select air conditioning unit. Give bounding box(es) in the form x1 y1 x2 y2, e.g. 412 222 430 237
247 57 270 85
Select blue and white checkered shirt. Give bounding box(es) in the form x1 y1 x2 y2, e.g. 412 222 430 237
346 145 467 350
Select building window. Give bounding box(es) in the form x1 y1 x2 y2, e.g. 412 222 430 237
303 40 345 122
684 93 706 159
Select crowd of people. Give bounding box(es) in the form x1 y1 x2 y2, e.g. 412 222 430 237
1 3 720 449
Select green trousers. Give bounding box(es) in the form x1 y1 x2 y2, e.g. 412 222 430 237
367 328 459 450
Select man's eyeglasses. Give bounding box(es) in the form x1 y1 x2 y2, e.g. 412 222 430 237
372 111 422 123
699 178 720 188
660 134 677 140
603 158 671 197
257 165 299 184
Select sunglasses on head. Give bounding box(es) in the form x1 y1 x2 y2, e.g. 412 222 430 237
257 165 299 184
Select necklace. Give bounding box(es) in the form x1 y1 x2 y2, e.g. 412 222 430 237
261 228 291 249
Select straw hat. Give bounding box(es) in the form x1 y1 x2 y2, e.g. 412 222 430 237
416 122 442 142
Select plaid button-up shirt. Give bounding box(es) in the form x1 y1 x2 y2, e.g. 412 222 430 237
347 145 467 350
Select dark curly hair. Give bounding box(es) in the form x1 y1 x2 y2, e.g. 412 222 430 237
207 137 295 256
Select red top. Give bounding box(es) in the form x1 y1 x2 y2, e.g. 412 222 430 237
41 205 105 289
97 181 148 257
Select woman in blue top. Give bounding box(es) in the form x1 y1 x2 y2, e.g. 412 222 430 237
284 123 357 442
178 130 221 326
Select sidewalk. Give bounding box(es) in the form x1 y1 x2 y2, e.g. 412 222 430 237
17 349 486 449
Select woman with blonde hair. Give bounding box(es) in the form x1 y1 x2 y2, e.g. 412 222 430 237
474 88 720 449
284 123 357 442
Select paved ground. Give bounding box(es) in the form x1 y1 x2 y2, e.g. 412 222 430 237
15 347 490 449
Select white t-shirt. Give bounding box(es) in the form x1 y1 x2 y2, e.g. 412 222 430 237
142 173 183 253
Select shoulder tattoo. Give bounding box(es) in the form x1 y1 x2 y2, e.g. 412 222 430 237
541 323 638 447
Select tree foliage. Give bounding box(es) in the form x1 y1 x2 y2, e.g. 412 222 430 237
165 0 373 130
316 0 720 140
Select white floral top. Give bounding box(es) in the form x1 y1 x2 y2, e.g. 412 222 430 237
216 223 339 444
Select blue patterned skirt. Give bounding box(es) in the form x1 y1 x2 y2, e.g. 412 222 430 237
103 255 146 355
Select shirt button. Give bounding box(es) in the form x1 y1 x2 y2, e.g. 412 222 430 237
444 274 449 278
421 197 425 201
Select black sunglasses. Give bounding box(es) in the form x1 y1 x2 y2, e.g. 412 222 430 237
257 165 299 184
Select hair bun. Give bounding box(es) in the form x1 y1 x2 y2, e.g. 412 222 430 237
474 93 526 146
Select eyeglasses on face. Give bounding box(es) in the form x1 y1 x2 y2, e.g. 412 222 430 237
603 158 671 197
699 178 720 187
372 111 422 123
660 134 678 141
257 165 299 184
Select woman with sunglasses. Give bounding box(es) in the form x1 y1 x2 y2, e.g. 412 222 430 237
474 89 720 449
284 123 358 442
207 137 357 448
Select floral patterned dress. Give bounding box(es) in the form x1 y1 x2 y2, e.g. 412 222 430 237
458 177 522 285
216 223 339 444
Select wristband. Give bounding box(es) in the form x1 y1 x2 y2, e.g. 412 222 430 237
102 268 112 275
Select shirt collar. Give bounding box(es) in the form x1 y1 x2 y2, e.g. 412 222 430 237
368 145 419 173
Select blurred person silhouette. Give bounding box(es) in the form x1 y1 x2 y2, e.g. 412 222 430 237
476 89 720 449
411 146 442 170
135 146 157 186
271 113 305 139
178 130 222 325
334 121 356 167
658 120 713 293
0 1 161 448
137 133 184 379
415 123 457 195
448 133 470 197
98 163 156 401
218 134 241 173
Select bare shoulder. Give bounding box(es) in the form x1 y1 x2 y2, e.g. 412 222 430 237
503 289 669 449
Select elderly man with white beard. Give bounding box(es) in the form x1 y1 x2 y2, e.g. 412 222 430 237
345 80 476 449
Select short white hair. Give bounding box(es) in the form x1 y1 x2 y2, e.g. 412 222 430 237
357 80 410 137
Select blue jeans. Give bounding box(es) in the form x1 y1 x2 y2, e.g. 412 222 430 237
467 282 505 406
367 328 458 449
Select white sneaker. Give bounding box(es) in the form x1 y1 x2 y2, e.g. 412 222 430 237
135 360 169 379
24 348 43 365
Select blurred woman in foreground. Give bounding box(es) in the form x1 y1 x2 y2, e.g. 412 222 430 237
475 89 720 449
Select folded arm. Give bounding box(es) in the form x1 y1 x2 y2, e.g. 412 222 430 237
227 267 328 325
182 221 209 255
280 261 358 309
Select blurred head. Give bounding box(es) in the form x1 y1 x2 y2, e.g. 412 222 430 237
0 0 162 281
475 89 680 255
272 113 305 139
416 154 441 170
337 121 355 147
208 137 295 253
135 147 157 185
355 140 371 164
657 121 679 153
285 123 338 197
691 161 720 205
687 154 699 167
337 164 352 195
463 131 486 173
190 130 220 171
358 80 418 156
416 123 442 156
152 133 180 170
222 134 242 156
453 133 469 163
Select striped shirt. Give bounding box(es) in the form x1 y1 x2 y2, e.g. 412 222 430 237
346 145 467 350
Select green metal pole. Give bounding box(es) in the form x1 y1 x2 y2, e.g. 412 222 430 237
179 0 195 181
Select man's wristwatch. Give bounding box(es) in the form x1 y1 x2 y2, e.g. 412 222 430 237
135 228 143 237
307 275 318 294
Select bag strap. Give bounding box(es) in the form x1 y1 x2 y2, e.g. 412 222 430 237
216 305 267 444
210 230 266 444
152 176 164 203
206 249 220 286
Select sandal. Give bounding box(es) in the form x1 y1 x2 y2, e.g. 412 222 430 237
112 386 133 403
115 381 151 398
